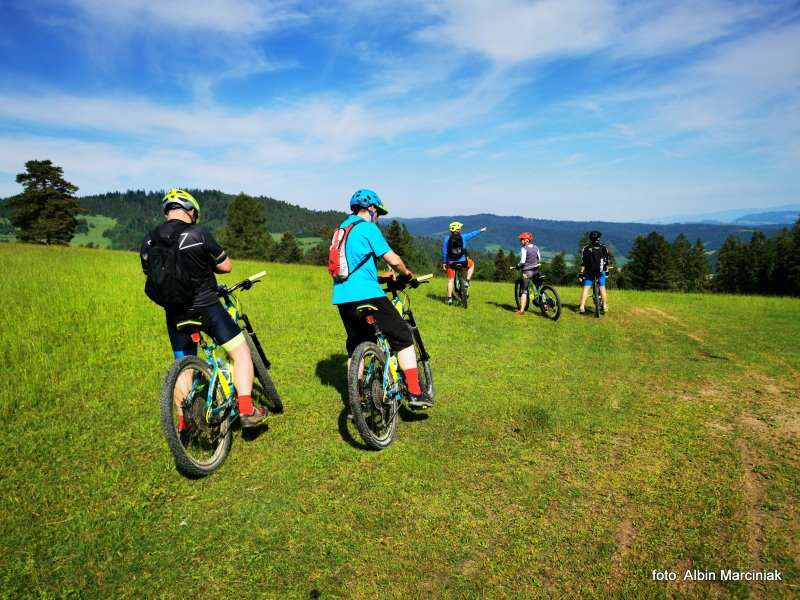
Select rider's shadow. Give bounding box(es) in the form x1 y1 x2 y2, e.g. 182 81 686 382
315 353 349 407
486 301 517 313
316 353 370 450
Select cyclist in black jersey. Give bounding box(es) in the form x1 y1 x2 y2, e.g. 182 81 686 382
140 189 266 429
578 230 611 314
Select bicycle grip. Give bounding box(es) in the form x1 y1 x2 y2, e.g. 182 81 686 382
249 271 266 282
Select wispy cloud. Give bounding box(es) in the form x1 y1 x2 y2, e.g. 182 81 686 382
418 0 614 64
61 0 307 35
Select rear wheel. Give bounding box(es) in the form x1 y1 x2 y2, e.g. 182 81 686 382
348 342 396 450
244 331 283 413
160 356 233 477
538 285 561 321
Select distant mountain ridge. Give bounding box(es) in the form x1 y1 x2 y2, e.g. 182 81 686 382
647 204 800 225
394 213 788 257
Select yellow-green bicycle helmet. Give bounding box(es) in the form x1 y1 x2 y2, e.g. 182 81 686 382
162 189 200 223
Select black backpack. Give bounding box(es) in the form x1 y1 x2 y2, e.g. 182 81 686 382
144 222 197 308
585 244 607 274
447 233 464 261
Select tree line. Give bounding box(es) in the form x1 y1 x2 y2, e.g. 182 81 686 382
5 159 799 297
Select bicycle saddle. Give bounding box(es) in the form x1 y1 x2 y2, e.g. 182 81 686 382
355 304 380 315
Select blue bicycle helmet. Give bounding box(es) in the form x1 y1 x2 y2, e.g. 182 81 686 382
349 188 388 215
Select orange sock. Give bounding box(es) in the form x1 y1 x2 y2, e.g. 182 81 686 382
238 394 254 414
403 368 421 395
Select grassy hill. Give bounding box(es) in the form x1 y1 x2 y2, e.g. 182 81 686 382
1 244 798 598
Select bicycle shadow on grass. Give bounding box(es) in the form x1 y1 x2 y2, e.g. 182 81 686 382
316 353 349 407
486 301 518 313
316 353 371 450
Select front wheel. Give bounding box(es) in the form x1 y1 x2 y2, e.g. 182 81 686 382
538 285 562 321
348 342 397 450
243 331 283 413
160 356 233 477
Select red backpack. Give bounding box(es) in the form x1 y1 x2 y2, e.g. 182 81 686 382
328 220 372 282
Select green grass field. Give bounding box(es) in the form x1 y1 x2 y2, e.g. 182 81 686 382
71 215 117 248
1 244 798 599
0 215 118 247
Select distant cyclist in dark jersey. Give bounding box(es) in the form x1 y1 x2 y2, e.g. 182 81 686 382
514 231 540 316
441 221 487 305
578 230 611 314
140 189 266 429
332 188 432 409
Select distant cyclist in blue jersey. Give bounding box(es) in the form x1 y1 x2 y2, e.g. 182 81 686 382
332 189 432 409
441 221 487 305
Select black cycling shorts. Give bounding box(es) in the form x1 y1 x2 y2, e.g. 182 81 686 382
337 296 414 356
519 268 540 294
165 302 243 358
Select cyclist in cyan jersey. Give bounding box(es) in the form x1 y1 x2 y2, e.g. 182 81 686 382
441 222 487 305
333 189 432 409
140 189 266 429
515 232 541 316
578 230 611 314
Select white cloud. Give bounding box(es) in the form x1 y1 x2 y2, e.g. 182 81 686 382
418 0 614 64
64 0 306 35
615 0 767 58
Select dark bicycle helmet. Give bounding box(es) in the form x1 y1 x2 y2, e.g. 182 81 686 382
589 230 602 242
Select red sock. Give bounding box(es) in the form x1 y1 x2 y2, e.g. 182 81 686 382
403 368 421 395
177 414 187 432
238 394 254 414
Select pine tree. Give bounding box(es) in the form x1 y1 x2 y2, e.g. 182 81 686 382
276 232 302 263
8 160 82 244
384 220 408 256
549 252 567 284
789 218 800 296
772 228 794 295
748 231 773 294
626 232 677 290
716 236 747 293
218 193 272 259
686 239 709 291
671 234 692 291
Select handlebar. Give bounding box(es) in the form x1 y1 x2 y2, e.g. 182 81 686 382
382 273 433 293
218 271 266 296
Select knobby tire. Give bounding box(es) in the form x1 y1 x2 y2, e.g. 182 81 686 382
160 356 233 478
348 342 397 450
243 331 283 413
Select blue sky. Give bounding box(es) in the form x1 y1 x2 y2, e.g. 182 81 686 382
1 0 798 221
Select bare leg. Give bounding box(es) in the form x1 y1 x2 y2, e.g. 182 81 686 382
467 264 475 280
447 277 454 299
226 342 253 396
579 285 590 311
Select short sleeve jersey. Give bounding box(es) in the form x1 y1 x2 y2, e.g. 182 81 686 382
332 215 391 305
140 220 227 310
